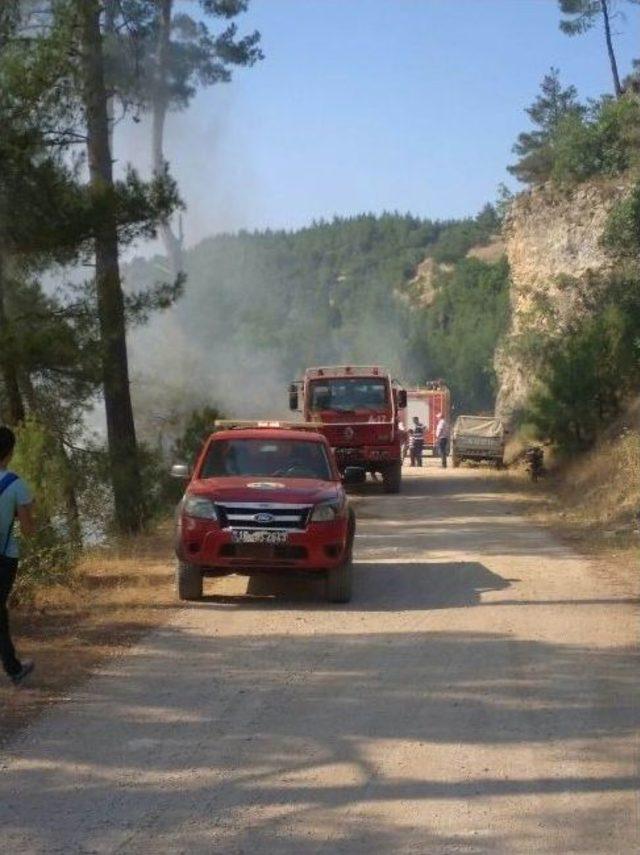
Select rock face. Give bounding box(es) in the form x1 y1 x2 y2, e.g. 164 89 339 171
401 256 453 308
495 179 630 421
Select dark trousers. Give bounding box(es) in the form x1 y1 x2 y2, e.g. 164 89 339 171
0 556 21 677
410 443 423 467
438 437 449 468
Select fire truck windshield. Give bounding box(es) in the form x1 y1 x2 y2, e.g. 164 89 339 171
309 378 389 412
200 439 332 480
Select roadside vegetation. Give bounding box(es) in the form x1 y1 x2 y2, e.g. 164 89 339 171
501 7 640 545
0 2 260 587
506 48 640 461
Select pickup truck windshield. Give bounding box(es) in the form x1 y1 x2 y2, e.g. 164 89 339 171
309 378 389 412
200 439 332 480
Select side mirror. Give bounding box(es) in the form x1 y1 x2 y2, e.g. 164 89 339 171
289 384 299 411
397 390 407 409
170 462 190 480
342 466 366 486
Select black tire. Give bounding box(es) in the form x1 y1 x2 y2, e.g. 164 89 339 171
495 459 505 470
326 515 354 603
177 562 203 601
326 555 352 603
382 462 402 494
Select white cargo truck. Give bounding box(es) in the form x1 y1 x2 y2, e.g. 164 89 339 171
451 416 506 468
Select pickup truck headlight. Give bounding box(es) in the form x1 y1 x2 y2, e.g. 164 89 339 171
183 495 218 520
311 500 343 522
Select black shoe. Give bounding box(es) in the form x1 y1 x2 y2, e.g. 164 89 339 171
11 659 34 686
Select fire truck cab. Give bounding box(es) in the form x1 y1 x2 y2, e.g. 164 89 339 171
289 366 407 494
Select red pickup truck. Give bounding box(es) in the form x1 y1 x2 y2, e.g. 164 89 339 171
172 422 356 603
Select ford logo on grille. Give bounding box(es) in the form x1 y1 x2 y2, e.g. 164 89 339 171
253 512 275 523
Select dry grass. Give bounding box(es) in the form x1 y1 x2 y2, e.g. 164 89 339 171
555 431 640 528
0 522 178 744
504 431 640 578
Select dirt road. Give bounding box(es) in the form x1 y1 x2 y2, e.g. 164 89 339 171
0 464 638 853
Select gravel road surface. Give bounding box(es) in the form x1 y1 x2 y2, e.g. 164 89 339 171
0 464 638 853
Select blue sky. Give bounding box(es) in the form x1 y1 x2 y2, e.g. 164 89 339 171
121 0 639 242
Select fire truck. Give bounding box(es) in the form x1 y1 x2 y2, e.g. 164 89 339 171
289 365 407 493
402 381 451 458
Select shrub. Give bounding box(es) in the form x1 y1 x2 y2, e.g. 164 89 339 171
550 96 640 186
137 442 183 523
526 281 640 455
10 418 79 602
602 180 640 258
172 406 223 467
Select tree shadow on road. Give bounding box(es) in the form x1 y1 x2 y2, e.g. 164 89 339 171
199 560 511 611
1 620 638 853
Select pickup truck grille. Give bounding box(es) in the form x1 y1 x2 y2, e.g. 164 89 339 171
216 502 312 531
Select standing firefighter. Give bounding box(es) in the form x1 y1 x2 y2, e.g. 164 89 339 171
408 416 425 467
435 412 450 468
0 427 35 686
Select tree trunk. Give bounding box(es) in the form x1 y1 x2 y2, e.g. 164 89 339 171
103 0 117 155
601 0 622 98
152 0 183 276
0 248 25 425
59 442 83 546
78 0 143 534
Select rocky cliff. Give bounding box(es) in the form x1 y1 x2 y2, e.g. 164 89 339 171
495 179 630 420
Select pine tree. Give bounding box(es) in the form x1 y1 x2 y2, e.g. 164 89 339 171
105 1 262 274
558 1 640 98
508 68 585 184
1 2 183 533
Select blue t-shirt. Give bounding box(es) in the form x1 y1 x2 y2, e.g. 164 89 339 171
0 470 33 559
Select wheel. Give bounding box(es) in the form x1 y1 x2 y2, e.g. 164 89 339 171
326 514 355 603
176 562 203 600
495 459 505 470
452 455 460 468
326 554 352 603
382 462 402 494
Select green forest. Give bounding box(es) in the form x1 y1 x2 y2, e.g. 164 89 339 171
126 206 510 418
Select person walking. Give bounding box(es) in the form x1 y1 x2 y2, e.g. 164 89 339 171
0 426 35 686
435 412 450 468
408 416 425 467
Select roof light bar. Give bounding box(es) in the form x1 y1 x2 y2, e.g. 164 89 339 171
304 365 387 378
213 420 325 432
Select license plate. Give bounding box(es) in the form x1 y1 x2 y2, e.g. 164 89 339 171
232 529 288 545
